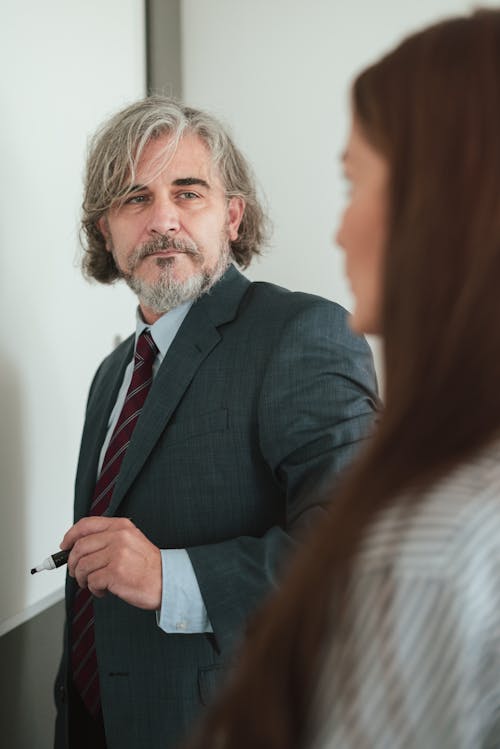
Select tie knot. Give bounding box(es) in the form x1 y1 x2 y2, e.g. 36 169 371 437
135 329 158 366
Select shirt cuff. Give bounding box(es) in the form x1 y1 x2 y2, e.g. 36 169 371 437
156 549 213 634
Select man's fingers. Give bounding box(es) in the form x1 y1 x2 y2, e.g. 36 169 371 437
61 516 134 550
69 528 136 581
87 569 110 598
68 532 111 576
72 547 111 587
63 519 161 610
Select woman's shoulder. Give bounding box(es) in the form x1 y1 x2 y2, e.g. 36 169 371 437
312 442 500 749
358 440 500 580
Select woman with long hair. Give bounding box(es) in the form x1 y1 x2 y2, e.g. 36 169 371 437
187 9 500 748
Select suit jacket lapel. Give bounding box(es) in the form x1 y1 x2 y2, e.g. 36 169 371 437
74 335 135 522
106 265 251 516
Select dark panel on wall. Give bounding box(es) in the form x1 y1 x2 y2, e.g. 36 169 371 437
0 599 65 749
146 0 182 98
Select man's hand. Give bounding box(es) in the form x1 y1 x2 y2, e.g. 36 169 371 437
61 517 162 610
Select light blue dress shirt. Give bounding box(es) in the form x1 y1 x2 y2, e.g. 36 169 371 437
97 301 213 634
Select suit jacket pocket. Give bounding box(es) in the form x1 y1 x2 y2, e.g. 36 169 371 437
165 408 228 447
197 664 229 706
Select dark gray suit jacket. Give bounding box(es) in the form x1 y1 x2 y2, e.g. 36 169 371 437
54 265 378 749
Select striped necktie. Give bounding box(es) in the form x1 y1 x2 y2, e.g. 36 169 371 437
71 329 158 717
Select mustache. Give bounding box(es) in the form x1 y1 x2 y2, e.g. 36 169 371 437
127 235 201 270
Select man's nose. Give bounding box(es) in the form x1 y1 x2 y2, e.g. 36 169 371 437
148 198 181 236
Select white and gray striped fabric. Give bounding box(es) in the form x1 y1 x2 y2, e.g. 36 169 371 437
308 443 500 748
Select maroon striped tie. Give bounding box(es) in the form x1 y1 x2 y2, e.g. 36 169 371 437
71 329 158 717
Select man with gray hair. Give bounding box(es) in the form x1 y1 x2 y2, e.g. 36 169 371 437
54 95 378 749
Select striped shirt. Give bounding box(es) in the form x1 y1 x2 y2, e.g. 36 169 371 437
309 444 500 748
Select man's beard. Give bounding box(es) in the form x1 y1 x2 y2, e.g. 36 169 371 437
114 233 231 315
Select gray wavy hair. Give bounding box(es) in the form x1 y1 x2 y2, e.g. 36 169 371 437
81 96 270 282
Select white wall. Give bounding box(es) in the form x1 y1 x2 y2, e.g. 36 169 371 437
181 0 498 371
0 0 145 635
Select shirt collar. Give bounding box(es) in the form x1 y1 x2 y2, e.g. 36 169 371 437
134 301 193 361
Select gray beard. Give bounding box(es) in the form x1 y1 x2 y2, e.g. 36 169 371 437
115 235 231 315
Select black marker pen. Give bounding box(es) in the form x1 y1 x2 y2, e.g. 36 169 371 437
31 549 69 574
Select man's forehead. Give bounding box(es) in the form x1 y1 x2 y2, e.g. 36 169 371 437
133 131 220 185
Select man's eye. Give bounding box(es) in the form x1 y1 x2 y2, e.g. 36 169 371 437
125 194 148 204
179 191 199 200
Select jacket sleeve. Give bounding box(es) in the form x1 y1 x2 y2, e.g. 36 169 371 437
187 299 379 653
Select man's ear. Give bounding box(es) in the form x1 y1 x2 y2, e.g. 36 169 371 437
227 197 245 242
97 216 112 251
